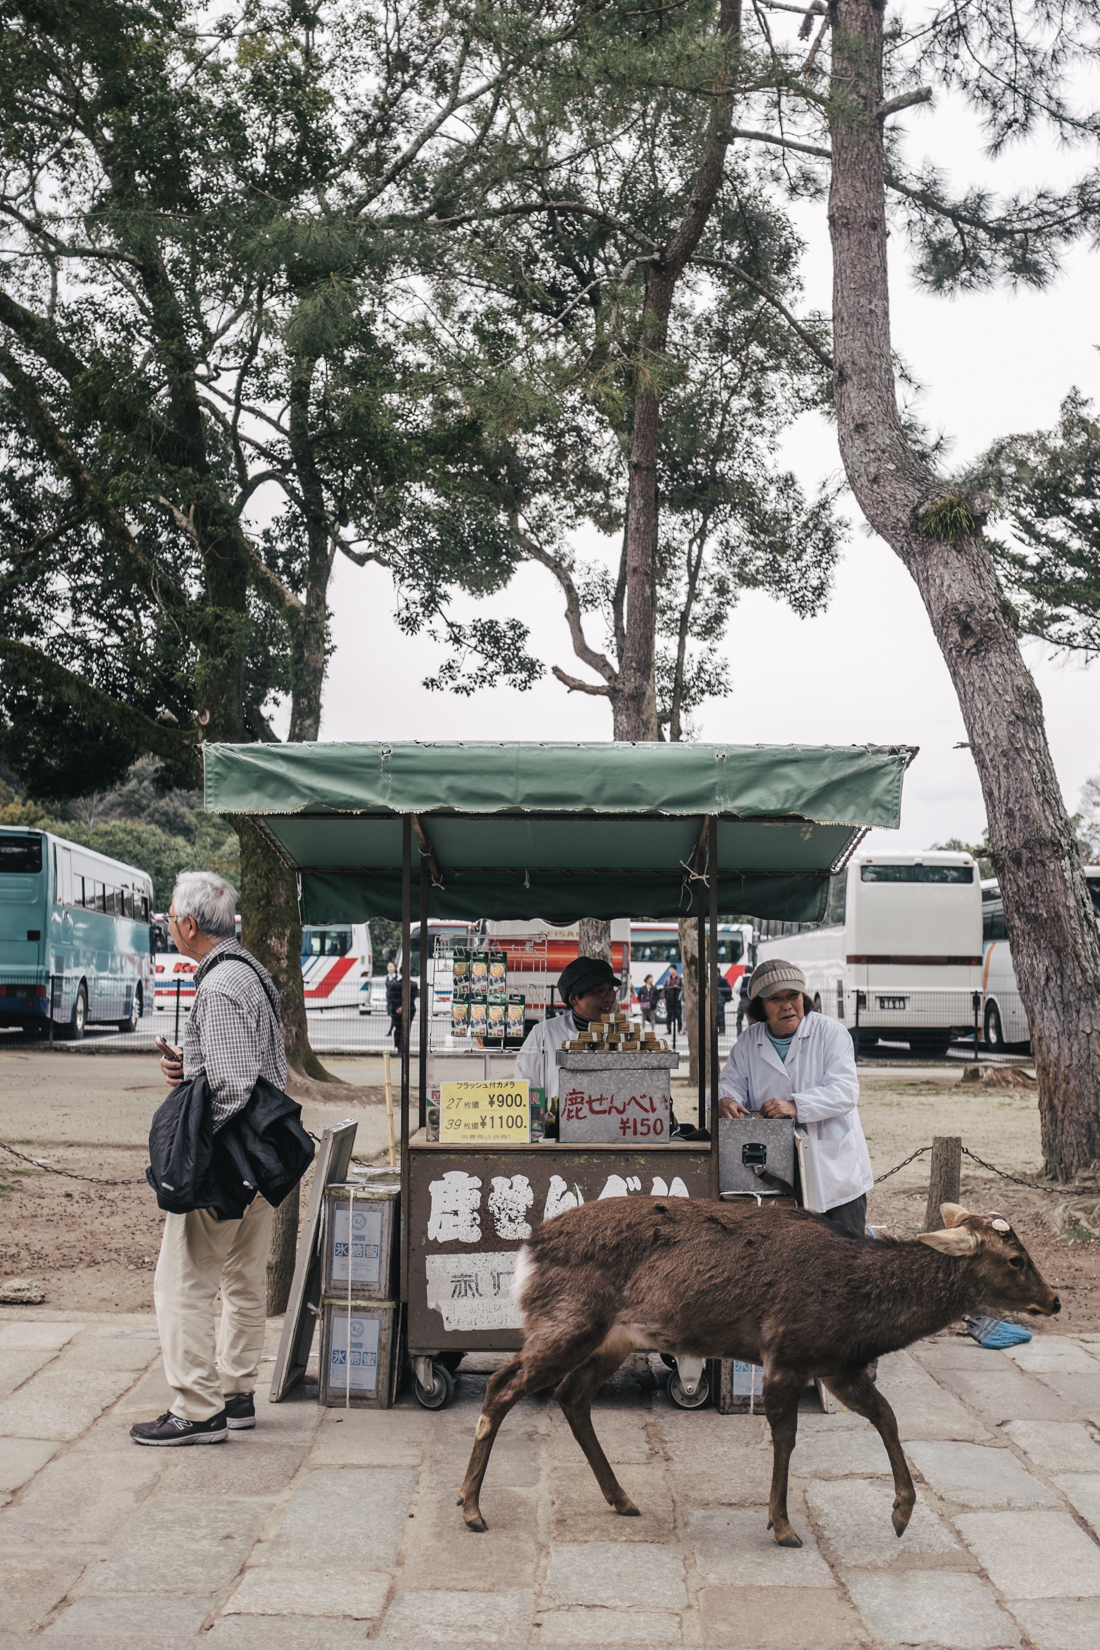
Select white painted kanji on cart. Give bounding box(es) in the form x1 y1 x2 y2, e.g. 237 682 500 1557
426 1170 483 1244
543 1175 584 1221
488 1174 534 1240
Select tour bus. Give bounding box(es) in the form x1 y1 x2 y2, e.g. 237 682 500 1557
981 870 1100 1050
629 921 754 1017
302 922 372 1011
0 828 154 1039
478 920 632 1019
755 849 983 1054
396 920 476 1016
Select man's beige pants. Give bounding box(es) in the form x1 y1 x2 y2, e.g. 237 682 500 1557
154 1197 272 1421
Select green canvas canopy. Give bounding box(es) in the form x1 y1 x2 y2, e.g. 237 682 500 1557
204 740 909 923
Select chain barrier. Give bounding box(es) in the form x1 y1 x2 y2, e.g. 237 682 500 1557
0 1139 147 1187
871 1141 1060 1195
874 1146 931 1183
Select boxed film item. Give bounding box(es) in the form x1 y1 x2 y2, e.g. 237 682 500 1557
470 954 489 986
468 993 488 1037
450 999 469 1037
485 993 507 1041
488 949 507 985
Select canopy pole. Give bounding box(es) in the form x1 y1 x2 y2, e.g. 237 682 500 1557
399 815 411 1305
418 839 429 1131
709 815 720 1191
696 819 708 1132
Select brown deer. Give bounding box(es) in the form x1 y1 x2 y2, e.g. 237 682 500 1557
458 1197 1059 1545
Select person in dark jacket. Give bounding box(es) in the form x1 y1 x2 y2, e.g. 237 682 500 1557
637 973 658 1029
664 968 683 1039
131 872 285 1448
736 969 751 1036
387 968 419 1052
717 973 734 1034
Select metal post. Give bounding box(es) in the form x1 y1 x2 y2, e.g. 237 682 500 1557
418 841 429 1131
708 818 720 1178
973 991 981 1061
697 836 707 1133
174 978 181 1044
48 975 55 1045
852 991 860 1064
400 815 412 1305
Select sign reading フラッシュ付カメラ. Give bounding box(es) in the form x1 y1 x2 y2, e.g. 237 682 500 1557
439 1079 531 1144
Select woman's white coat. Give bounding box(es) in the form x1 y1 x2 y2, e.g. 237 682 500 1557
717 1012 873 1211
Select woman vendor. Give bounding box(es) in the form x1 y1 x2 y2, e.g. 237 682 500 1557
718 958 873 1236
515 956 621 1104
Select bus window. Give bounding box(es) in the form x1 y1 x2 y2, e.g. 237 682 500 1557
1086 877 1100 919
632 941 681 963
824 872 847 926
860 864 974 883
302 928 352 958
715 937 744 965
983 906 1008 942
0 836 43 874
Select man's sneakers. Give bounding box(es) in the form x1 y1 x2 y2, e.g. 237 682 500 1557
224 1392 256 1430
130 1409 227 1446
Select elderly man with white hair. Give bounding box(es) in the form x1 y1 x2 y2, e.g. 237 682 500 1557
130 871 286 1447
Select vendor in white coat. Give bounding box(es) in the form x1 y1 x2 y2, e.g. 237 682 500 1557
515 956 621 1105
718 958 873 1236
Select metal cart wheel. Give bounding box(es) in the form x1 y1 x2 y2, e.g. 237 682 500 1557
437 1350 465 1374
668 1369 711 1409
414 1361 456 1410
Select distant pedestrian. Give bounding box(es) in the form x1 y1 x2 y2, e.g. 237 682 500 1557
387 968 419 1052
664 968 683 1040
736 970 750 1036
637 973 658 1029
717 973 734 1034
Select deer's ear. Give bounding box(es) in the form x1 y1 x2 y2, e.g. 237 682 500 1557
940 1203 970 1228
919 1227 980 1256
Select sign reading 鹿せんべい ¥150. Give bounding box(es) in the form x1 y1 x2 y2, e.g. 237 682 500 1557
439 1080 530 1143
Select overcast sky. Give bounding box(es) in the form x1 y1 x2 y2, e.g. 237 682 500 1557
311 77 1100 858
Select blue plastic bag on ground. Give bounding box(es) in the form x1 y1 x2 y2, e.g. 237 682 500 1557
964 1314 1032 1349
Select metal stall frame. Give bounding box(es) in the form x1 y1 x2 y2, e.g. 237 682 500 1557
203 740 911 1403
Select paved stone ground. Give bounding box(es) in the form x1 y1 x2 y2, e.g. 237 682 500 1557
2 1315 1100 1649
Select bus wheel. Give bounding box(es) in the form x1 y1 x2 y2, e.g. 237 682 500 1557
984 1003 1004 1051
117 987 142 1034
58 984 87 1042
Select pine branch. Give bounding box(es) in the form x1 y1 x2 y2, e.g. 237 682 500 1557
0 636 195 765
690 255 834 371
877 88 932 120
514 526 620 687
434 199 660 255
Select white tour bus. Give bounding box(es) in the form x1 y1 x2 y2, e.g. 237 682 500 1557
629 921 754 1018
755 850 983 1055
981 869 1100 1051
301 922 372 1011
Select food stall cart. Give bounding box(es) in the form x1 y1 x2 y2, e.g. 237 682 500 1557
204 740 909 1409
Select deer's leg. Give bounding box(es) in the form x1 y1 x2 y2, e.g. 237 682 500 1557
763 1367 805 1548
823 1368 915 1538
556 1342 640 1517
458 1333 601 1533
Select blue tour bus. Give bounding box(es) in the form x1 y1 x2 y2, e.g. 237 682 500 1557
0 828 155 1039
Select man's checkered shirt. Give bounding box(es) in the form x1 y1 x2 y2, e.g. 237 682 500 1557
182 940 288 1129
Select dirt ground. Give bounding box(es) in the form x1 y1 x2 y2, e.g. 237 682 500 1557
3 1056 1098 1326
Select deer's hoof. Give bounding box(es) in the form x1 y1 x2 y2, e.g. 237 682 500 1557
464 1513 488 1533
616 1503 641 1517
892 1504 913 1539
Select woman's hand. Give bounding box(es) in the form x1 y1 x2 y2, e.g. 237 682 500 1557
719 1097 749 1119
761 1097 797 1119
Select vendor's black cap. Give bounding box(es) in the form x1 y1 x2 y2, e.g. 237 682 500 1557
557 956 621 1003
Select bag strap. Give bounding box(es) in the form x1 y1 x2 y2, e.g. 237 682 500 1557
201 949 282 1024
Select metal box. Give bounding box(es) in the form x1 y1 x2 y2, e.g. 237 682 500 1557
556 1051 679 1143
716 1358 765 1414
321 1173 400 1300
319 1299 400 1408
718 1116 796 1195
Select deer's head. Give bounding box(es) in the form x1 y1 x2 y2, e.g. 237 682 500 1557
919 1203 1060 1317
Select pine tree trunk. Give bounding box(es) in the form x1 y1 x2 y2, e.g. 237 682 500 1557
829 0 1100 1179
234 817 334 1082
266 1186 299 1316
578 919 612 963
